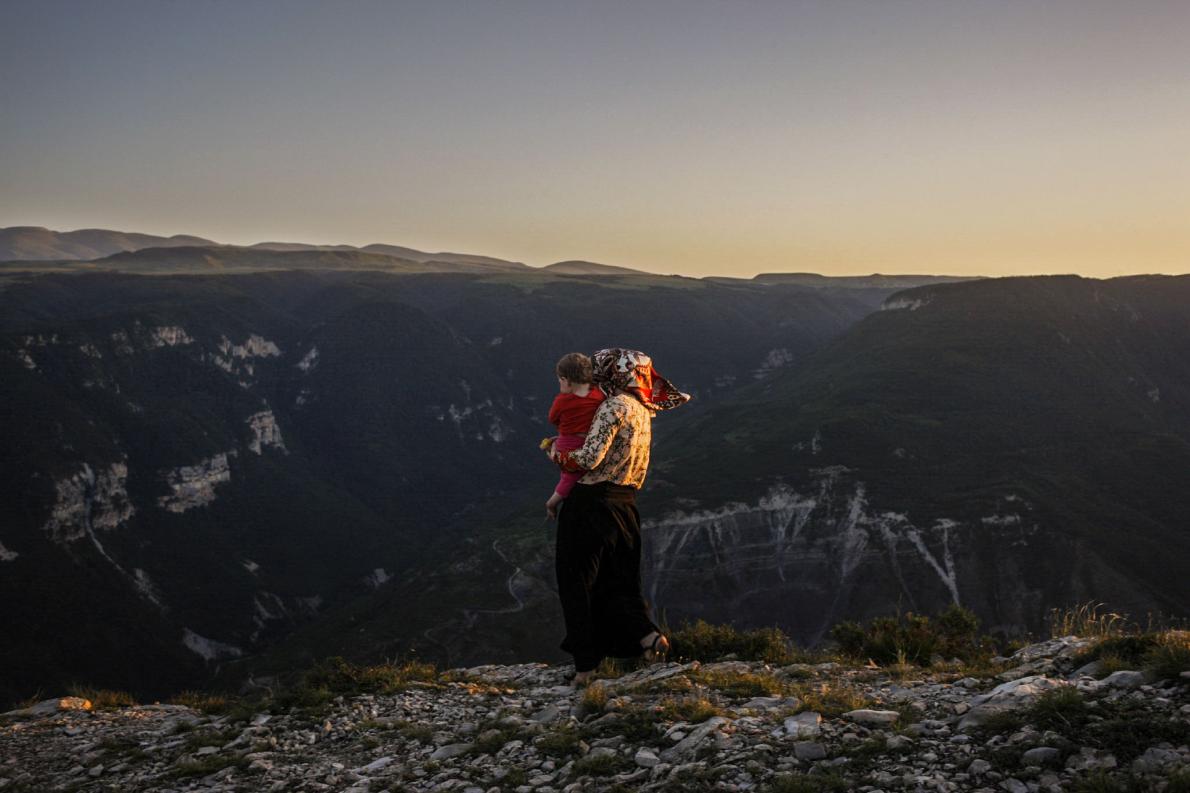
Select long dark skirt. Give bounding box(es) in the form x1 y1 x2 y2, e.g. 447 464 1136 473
555 482 659 672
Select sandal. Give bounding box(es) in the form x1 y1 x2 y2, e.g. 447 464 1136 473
643 632 670 664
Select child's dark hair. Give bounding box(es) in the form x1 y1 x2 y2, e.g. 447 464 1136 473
556 352 593 384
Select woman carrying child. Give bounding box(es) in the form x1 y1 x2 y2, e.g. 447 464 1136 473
546 348 690 687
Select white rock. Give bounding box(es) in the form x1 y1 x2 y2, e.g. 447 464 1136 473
430 743 473 760
1100 670 1145 689
354 752 392 766
1022 746 1060 765
843 708 900 726
659 717 729 762
783 711 822 738
634 748 659 768
4 697 93 718
958 676 1070 731
1132 746 1181 774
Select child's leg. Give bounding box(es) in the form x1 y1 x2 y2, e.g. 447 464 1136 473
551 434 586 500
555 469 582 499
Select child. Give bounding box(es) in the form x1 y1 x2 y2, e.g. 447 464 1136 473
544 352 605 519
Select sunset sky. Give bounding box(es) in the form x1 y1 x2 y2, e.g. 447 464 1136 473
2 0 1188 278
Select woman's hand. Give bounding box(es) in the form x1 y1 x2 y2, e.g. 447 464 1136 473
545 491 563 520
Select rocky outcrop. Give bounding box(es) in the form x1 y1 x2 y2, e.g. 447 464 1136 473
157 453 233 513
1 638 1185 792
246 410 287 454
149 325 194 347
41 462 134 543
211 333 281 384
296 345 319 372
181 629 243 662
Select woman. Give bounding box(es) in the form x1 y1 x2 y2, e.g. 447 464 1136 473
549 348 690 687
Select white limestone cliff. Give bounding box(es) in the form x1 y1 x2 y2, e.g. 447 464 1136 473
247 410 287 454
41 462 134 543
157 453 234 513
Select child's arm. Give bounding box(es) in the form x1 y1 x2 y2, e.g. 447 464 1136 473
547 394 567 427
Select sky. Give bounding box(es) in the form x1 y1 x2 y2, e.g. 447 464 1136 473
1 0 1188 278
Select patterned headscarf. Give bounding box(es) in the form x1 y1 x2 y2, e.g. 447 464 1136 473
592 348 691 413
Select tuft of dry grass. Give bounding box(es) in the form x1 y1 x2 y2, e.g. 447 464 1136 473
577 684 608 716
658 695 723 723
66 686 136 710
303 657 439 695
169 691 229 714
791 681 875 717
1049 602 1129 639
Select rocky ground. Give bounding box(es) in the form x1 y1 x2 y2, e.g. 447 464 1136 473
2 637 1187 792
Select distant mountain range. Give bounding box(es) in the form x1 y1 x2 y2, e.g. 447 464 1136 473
0 226 216 261
0 226 528 270
0 226 974 285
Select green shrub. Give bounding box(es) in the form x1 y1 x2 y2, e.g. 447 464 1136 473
1072 635 1160 669
535 727 583 758
1086 705 1189 763
303 656 438 694
655 764 727 792
690 668 792 698
1142 630 1190 681
571 752 631 777
830 605 990 665
670 620 801 664
1165 770 1190 793
580 704 661 743
1027 686 1089 731
1066 771 1160 793
763 772 849 792
170 753 246 779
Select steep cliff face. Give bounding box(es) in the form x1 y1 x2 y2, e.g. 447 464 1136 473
641 473 1059 643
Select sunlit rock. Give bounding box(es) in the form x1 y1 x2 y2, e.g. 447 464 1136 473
157 453 233 513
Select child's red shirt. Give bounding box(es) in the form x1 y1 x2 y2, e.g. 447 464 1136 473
548 387 606 435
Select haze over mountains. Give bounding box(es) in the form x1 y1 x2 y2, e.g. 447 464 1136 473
1 226 1186 708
